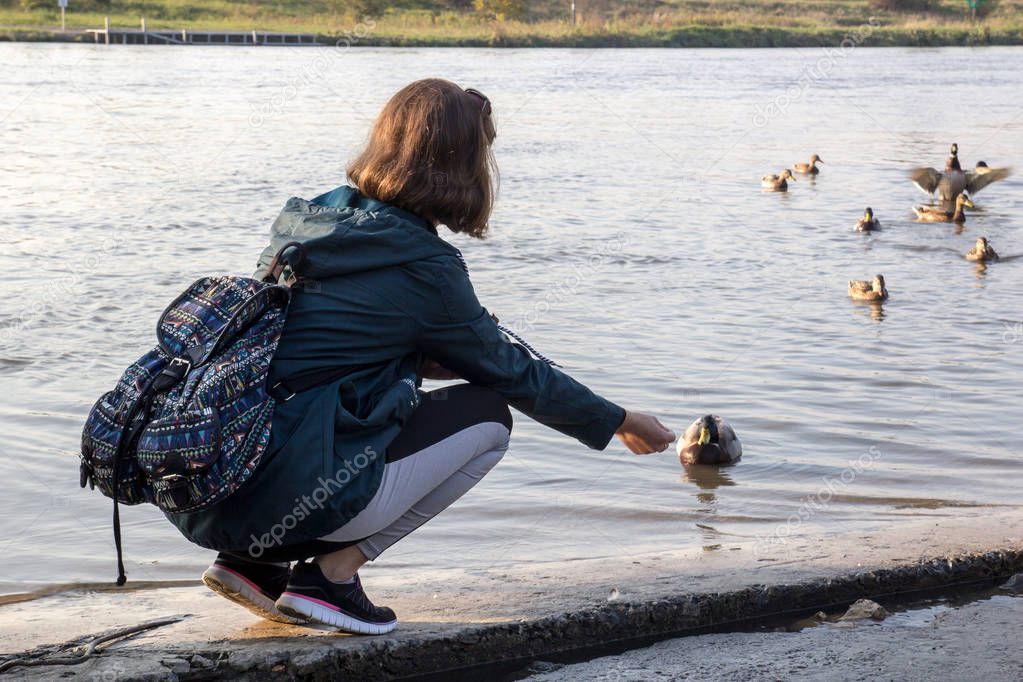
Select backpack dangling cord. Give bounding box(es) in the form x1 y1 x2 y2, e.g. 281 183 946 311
112 497 126 586
110 389 156 586
111 427 129 586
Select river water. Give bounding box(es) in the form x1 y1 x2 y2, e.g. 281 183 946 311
0 43 1020 594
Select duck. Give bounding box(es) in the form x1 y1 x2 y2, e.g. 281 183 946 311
974 161 995 175
909 143 1011 202
848 274 888 302
761 169 795 191
855 207 881 232
965 236 999 262
913 191 974 224
794 154 823 175
677 415 742 466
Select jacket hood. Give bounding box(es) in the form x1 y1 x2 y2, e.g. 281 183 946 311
256 186 459 281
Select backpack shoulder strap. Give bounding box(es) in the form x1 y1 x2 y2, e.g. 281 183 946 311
262 241 307 285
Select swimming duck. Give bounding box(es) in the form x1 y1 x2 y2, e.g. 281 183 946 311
909 143 1011 202
855 207 881 232
848 274 888 302
794 154 823 175
965 236 999 262
913 191 974 224
677 415 742 466
761 169 795 191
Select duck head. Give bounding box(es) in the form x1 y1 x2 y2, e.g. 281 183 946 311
863 207 874 221
976 160 988 169
976 236 990 252
872 274 887 293
781 169 796 181
957 192 975 209
697 415 718 446
946 143 962 172
810 154 823 165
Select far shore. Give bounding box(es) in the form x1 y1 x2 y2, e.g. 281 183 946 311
3 25 1023 48
4 0 1022 48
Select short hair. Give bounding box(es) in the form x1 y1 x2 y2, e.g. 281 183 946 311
347 79 497 239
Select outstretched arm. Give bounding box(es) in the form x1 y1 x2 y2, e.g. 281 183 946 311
415 258 674 453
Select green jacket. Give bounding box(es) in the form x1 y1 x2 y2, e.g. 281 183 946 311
169 187 625 553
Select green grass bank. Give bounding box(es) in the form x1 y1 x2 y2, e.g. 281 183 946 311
1 0 1022 46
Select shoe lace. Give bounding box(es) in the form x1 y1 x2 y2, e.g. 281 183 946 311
345 575 378 613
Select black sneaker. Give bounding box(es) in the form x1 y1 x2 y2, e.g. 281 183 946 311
275 562 397 635
201 553 305 625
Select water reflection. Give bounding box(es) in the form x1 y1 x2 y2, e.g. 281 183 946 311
681 464 737 508
2 43 1021 591
850 300 886 322
685 465 739 551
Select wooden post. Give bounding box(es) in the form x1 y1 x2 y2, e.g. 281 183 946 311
181 28 187 43
104 16 110 45
141 17 148 44
252 29 258 44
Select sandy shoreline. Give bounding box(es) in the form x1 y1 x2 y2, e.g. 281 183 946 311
2 510 1021 678
532 593 1023 680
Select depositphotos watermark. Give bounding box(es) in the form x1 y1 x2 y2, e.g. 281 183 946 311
248 445 378 558
753 445 882 557
511 232 630 333
1002 321 1022 344
752 17 880 128
248 19 376 128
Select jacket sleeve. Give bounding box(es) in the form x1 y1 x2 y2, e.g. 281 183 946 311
414 258 626 450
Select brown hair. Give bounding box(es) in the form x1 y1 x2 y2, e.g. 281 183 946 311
347 79 497 239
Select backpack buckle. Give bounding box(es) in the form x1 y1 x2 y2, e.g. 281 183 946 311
157 474 193 510
153 357 193 392
169 357 192 374
271 381 296 402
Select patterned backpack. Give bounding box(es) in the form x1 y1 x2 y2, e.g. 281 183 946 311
80 242 305 585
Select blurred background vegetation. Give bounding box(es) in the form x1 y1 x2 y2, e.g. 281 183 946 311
1 0 1020 46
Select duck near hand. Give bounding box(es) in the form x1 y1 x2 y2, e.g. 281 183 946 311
677 415 742 466
762 169 795 191
848 274 889 302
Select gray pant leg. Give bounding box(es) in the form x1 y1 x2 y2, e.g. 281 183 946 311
318 421 510 559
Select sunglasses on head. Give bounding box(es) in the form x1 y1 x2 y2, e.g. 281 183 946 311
464 88 492 116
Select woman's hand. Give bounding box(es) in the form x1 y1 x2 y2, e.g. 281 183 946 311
420 356 461 381
615 410 676 454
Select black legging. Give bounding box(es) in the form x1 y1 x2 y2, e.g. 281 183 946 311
242 385 511 562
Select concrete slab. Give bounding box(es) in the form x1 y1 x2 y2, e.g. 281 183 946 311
1 511 1021 679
